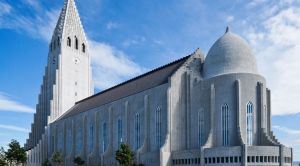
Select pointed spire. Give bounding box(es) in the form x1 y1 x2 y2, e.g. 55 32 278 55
51 0 86 42
225 26 230 34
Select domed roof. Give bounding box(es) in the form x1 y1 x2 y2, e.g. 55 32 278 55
203 27 258 79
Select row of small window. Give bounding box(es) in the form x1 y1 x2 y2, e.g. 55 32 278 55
67 36 86 53
205 156 242 164
247 156 292 163
202 156 291 164
173 158 201 165
49 36 86 53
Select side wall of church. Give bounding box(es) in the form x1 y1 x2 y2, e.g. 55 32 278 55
49 83 169 166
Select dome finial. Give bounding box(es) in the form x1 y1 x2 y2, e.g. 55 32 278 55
225 26 230 33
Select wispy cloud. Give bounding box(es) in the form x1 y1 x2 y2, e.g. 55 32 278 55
106 21 118 30
273 125 300 147
0 92 35 113
0 1 11 16
0 124 30 133
0 1 60 42
242 0 300 115
89 40 146 90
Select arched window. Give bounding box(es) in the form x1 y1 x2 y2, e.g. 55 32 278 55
118 118 123 147
221 104 229 146
102 122 107 153
135 112 141 150
67 37 71 47
247 102 253 146
155 106 161 149
76 127 82 155
57 131 63 152
75 36 78 50
66 128 72 154
264 105 267 128
57 37 60 46
198 109 204 147
88 122 94 153
82 43 86 53
53 40 56 50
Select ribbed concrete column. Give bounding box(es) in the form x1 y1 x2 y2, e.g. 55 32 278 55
186 73 191 149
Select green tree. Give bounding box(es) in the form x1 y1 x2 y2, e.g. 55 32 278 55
0 147 7 166
115 144 135 166
51 152 63 166
5 140 27 165
73 156 85 166
42 159 52 166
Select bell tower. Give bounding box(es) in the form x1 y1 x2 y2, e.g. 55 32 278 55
48 0 93 122
25 0 93 150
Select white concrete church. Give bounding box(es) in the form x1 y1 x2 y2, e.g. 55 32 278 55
25 0 293 165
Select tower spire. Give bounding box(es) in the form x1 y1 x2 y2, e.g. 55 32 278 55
51 0 87 43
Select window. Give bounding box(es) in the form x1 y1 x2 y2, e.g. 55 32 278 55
222 104 229 146
88 122 94 153
82 43 86 53
198 109 205 147
264 105 267 128
57 37 60 46
247 102 253 146
57 131 63 152
135 112 141 150
67 37 71 47
118 118 123 147
66 128 72 155
76 127 82 154
156 107 161 149
75 36 78 50
102 122 107 153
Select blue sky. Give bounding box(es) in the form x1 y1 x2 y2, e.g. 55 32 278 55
1 0 300 161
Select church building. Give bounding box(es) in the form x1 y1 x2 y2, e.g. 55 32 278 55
25 0 293 165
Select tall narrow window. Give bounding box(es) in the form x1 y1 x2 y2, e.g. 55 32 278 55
75 36 78 50
88 122 94 153
198 109 205 147
247 102 253 146
66 128 72 155
155 107 161 149
264 105 267 128
76 127 82 154
57 131 63 152
135 112 141 150
67 37 71 47
221 104 229 146
82 43 86 53
102 122 107 153
57 37 60 46
118 118 123 147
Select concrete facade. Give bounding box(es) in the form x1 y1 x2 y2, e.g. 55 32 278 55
25 0 293 166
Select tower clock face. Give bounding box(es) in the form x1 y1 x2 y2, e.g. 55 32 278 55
75 57 80 64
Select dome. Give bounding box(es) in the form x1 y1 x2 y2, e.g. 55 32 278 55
203 28 258 79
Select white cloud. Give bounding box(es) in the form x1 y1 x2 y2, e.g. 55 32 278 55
23 0 41 11
243 0 300 115
225 15 234 23
0 92 35 113
0 124 30 133
0 1 11 16
0 3 60 42
273 125 300 147
106 21 118 30
89 40 146 90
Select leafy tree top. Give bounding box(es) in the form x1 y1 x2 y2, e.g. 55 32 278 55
5 140 27 164
115 144 135 166
73 156 85 166
51 151 63 165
